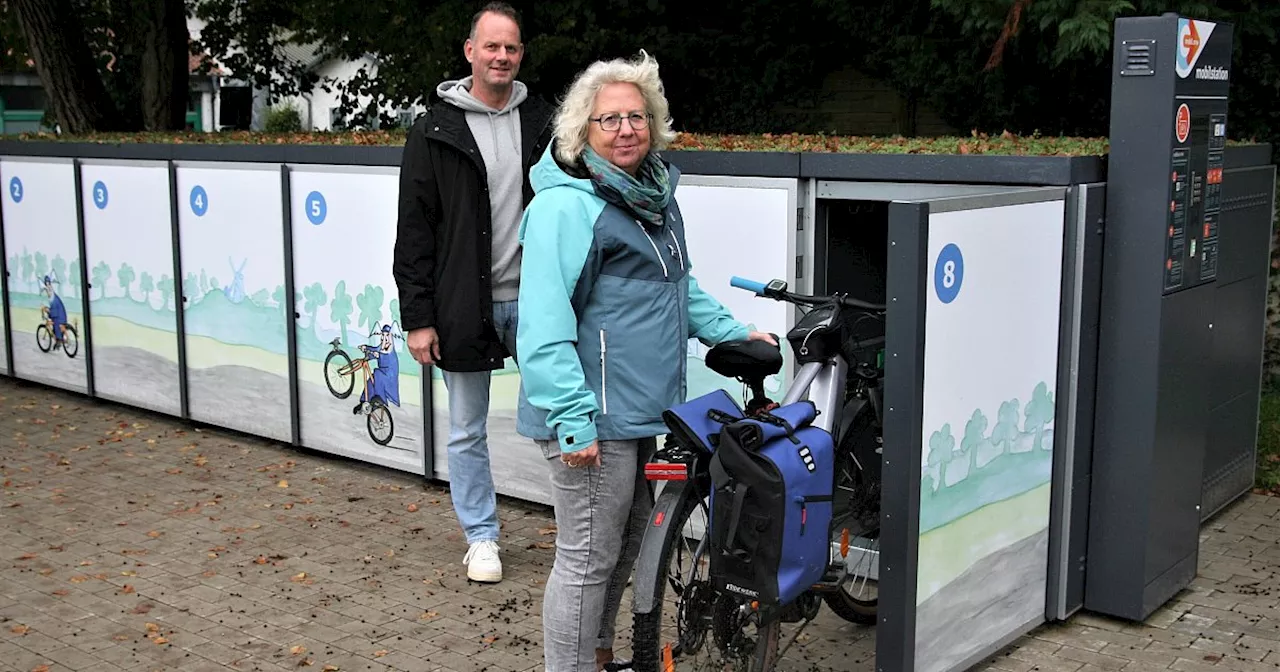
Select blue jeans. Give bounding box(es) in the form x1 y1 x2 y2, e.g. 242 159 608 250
441 300 518 544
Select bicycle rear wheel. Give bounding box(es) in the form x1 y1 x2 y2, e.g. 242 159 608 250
62 326 79 359
631 482 781 671
824 406 881 624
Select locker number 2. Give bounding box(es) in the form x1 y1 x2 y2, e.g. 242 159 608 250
934 243 964 304
8 176 22 203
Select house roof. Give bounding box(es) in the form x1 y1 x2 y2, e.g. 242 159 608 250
277 40 329 70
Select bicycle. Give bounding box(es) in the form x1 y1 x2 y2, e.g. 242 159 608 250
624 276 886 672
323 337 395 446
36 308 79 359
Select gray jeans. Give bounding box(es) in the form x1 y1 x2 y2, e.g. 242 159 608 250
538 437 656 672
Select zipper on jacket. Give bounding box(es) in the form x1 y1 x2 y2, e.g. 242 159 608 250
634 220 669 279
667 229 687 271
599 329 609 414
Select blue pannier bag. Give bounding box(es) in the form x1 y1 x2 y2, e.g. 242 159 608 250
661 388 744 453
708 400 836 607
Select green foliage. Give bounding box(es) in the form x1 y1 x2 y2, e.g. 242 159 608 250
356 284 383 332
1024 382 1055 450
51 255 67 285
330 280 352 344
68 259 80 298
991 399 1021 451
263 105 303 133
157 274 174 310
117 262 135 299
92 261 110 299
139 271 154 301
928 422 956 489
303 282 327 328
1258 392 1280 495
34 251 47 284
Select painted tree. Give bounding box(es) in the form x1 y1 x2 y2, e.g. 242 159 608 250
139 271 154 305
68 259 79 298
927 423 955 490
303 282 327 332
357 284 384 334
91 261 111 300
390 298 400 325
250 288 269 307
991 399 1021 455
961 408 989 475
21 251 33 292
34 252 48 287
271 285 289 320
157 274 174 311
1024 382 1056 451
330 280 353 347
117 262 135 300
208 277 219 296
6 256 17 288
184 272 199 303
50 255 66 290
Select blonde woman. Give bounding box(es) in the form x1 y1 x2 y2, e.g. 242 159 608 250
515 51 775 671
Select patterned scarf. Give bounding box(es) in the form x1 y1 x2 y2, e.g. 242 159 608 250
581 146 672 228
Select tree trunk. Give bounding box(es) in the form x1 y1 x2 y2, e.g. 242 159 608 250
10 0 125 133
131 0 191 130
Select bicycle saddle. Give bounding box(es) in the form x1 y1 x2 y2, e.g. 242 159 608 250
706 338 783 381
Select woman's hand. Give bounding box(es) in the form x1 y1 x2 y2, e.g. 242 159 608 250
747 331 778 346
561 441 601 468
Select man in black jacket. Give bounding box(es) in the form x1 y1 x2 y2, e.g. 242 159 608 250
393 1 554 583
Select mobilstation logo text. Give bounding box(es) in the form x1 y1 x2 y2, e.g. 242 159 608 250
1195 65 1229 81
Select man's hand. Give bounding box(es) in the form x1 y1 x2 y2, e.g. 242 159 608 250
561 441 601 468
407 327 441 366
747 331 779 346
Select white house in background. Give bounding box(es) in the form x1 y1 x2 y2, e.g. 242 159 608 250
186 17 425 132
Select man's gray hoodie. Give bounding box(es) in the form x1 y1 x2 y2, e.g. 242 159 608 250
436 76 527 303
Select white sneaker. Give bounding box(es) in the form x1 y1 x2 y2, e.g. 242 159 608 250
463 540 502 583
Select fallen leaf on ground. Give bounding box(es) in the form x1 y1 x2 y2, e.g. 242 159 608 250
31 665 50 672
78 560 93 566
38 569 54 576
290 645 306 655
52 589 69 596
528 541 555 550
420 611 439 620
130 603 153 614
119 585 135 594
153 637 168 645
202 570 217 578
69 575 89 584
113 634 131 641
147 531 162 538
322 666 339 671
121 570 137 577
10 624 29 635
298 659 314 667
291 572 308 582
538 527 557 536
18 552 37 560
278 480 289 488
195 456 208 467
165 468 182 474
372 650 388 658
482 635 498 644
406 503 418 512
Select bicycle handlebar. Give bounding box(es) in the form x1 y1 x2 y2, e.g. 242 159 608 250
729 276 887 311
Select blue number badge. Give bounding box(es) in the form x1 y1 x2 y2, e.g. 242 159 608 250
93 180 109 209
305 191 327 225
190 185 208 216
8 176 22 203
934 243 964 304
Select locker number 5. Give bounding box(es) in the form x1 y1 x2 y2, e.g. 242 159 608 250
934 243 964 304
305 191 327 225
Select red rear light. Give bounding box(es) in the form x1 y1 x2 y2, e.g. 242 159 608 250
644 463 688 481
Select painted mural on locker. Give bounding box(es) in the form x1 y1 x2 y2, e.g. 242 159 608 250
290 169 425 475
914 201 1065 672
1 159 88 392
176 165 291 442
428 180 794 504
80 163 181 415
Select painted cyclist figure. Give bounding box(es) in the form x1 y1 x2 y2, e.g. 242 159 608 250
354 323 400 414
40 274 69 351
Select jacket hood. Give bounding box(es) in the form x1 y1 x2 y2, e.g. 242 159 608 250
529 141 596 196
436 76 527 114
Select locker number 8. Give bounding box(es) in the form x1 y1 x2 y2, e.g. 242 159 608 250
934 243 964 304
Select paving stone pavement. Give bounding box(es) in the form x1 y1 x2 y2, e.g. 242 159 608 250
2 376 1280 672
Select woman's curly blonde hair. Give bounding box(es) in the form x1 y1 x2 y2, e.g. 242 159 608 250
552 50 677 165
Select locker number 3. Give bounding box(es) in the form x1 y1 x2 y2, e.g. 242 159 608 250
934 243 964 304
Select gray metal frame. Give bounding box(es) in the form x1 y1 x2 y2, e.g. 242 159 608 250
0 173 10 376
167 160 191 419
72 159 96 397
280 165 303 447
1046 182 1107 620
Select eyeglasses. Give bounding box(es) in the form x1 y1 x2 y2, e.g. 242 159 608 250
589 112 651 132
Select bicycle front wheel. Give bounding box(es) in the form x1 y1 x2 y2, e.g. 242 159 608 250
324 350 355 398
61 326 79 359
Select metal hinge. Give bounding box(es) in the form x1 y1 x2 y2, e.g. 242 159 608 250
796 256 804 279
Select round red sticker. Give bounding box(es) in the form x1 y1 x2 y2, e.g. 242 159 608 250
1176 103 1191 144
